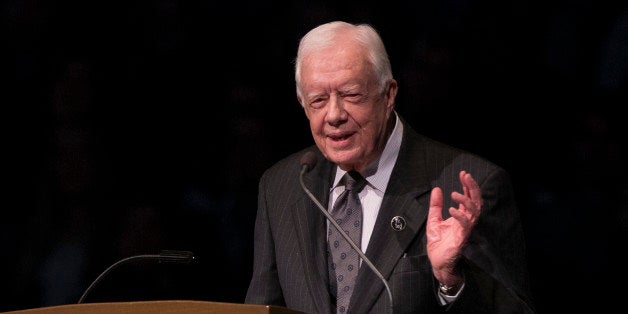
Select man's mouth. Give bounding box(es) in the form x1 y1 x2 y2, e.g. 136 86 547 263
329 133 352 141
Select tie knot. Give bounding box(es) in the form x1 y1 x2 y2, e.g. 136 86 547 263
343 171 367 193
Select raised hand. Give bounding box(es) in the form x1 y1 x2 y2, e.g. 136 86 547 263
426 170 483 286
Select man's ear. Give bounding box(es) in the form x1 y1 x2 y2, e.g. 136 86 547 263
386 79 398 111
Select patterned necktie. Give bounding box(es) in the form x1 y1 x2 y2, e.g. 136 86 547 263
328 171 367 313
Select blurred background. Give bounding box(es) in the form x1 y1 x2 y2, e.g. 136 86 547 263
3 0 626 313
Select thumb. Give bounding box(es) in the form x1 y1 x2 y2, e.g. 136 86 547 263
428 187 444 224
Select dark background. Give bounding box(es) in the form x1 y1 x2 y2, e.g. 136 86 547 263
3 0 627 313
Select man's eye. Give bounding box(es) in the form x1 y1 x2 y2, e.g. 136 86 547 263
344 94 362 103
310 98 325 109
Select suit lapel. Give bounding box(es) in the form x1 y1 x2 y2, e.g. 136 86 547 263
290 152 335 314
350 123 434 313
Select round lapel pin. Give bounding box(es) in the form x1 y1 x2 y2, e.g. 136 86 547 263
390 216 406 231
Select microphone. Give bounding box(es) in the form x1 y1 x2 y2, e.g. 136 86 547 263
77 250 197 304
298 151 393 314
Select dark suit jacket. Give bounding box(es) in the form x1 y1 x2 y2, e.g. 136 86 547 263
245 118 536 313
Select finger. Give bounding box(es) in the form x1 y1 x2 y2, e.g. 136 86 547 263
451 191 480 220
460 171 483 209
460 171 469 196
428 187 444 224
448 206 473 230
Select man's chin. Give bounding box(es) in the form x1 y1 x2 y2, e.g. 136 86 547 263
325 151 359 170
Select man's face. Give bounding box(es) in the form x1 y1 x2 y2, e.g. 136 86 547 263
297 41 397 172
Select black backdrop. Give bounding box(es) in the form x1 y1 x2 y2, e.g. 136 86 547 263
3 0 627 313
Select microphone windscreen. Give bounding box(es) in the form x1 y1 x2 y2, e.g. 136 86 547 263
300 150 317 171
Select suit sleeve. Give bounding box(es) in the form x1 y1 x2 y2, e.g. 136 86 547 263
447 167 536 313
244 171 286 306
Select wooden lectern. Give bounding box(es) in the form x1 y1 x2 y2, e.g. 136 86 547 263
2 300 305 314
